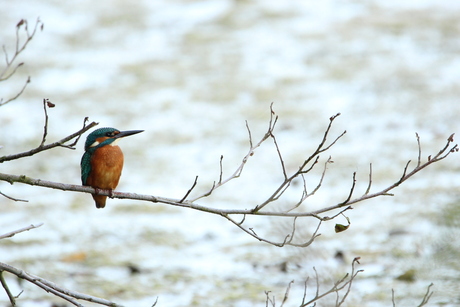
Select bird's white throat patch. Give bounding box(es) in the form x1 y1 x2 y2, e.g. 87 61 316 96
89 138 120 148
89 141 100 148
110 138 121 146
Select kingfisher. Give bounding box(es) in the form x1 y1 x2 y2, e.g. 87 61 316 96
81 127 143 208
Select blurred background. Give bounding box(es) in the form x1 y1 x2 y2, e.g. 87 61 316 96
1 0 459 306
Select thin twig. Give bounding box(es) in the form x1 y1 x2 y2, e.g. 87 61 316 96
0 118 98 163
365 163 372 195
0 271 16 306
417 283 434 307
40 98 49 147
0 223 43 240
0 262 125 307
337 172 357 206
280 280 294 307
0 18 43 106
189 105 278 202
299 257 363 307
179 176 198 203
253 114 346 213
218 155 224 184
0 190 28 202
416 132 422 167
271 131 287 180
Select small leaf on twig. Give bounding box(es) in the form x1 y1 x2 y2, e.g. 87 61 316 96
335 223 349 233
16 19 25 28
46 99 55 108
335 215 350 233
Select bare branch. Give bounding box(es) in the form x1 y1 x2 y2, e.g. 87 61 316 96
0 106 456 248
0 223 43 240
253 113 346 213
299 257 363 307
40 98 50 147
218 155 224 184
392 283 434 307
280 280 294 307
0 262 126 307
364 163 372 195
0 271 17 306
0 18 43 106
189 105 278 202
0 117 98 163
309 133 458 217
417 283 434 307
0 190 28 202
271 130 287 180
0 76 30 106
337 172 357 207
179 176 198 203
416 132 422 167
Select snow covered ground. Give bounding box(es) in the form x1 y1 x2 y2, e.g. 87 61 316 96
1 1 460 306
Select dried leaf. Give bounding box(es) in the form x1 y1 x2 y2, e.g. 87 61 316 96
16 19 25 28
335 223 349 233
335 215 351 233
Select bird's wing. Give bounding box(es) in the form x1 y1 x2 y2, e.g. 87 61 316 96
80 151 92 185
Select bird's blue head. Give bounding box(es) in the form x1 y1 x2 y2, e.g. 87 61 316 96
84 127 144 151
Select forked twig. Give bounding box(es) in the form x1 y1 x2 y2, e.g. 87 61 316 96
0 109 98 163
1 18 43 106
0 106 457 249
189 103 278 202
253 113 346 213
299 257 363 307
0 262 126 307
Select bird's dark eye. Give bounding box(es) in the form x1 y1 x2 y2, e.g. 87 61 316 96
105 131 119 137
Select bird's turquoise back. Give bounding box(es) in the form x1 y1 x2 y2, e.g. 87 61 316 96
81 148 95 185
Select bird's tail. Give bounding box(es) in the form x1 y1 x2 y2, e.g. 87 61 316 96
92 195 107 209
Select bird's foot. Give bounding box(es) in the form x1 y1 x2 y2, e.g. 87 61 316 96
93 188 114 198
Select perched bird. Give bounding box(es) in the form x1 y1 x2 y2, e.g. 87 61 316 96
81 127 143 208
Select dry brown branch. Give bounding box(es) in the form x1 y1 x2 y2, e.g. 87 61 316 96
0 18 43 106
0 115 98 163
391 283 434 307
252 113 346 213
0 118 457 247
266 257 363 307
300 257 362 307
311 133 458 216
1 104 458 248
417 283 434 307
0 261 126 307
0 223 160 307
188 103 278 202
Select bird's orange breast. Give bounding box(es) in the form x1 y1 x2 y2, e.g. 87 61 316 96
86 145 124 190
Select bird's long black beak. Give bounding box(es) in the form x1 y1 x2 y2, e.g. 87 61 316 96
115 130 144 138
